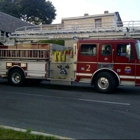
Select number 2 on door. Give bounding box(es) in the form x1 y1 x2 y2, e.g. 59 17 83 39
86 64 91 71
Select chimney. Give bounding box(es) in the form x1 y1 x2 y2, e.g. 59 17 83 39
84 13 89 16
61 19 64 24
104 11 109 14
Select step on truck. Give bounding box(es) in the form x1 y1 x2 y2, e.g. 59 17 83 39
0 39 140 93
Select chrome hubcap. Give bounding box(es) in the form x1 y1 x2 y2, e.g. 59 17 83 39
98 77 109 90
12 73 21 83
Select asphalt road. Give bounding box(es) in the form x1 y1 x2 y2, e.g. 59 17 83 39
0 79 140 139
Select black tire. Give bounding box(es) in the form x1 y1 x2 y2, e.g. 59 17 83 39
94 72 116 94
8 68 25 86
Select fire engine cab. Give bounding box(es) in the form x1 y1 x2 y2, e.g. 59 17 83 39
0 23 140 93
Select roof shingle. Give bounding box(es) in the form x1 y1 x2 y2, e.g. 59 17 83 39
0 12 34 33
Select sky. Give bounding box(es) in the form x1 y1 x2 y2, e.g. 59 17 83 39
50 0 140 24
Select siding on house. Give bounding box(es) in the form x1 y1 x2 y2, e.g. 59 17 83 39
62 11 122 28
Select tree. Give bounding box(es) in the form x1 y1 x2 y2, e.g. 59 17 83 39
0 0 56 25
0 0 20 18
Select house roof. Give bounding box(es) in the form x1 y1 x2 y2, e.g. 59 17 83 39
0 12 34 33
115 12 122 22
62 12 122 22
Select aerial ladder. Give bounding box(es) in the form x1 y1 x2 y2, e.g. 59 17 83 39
6 20 140 42
0 20 140 45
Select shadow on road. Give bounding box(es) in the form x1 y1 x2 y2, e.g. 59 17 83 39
0 79 140 96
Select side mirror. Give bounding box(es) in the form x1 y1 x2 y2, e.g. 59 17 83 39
126 44 131 61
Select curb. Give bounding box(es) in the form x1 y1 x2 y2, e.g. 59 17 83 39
0 125 71 139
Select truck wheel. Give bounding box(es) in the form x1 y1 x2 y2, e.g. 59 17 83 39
94 72 116 94
8 69 25 86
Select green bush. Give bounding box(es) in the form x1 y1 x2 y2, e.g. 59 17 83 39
40 40 64 46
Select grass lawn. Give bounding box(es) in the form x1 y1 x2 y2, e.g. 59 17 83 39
0 127 57 139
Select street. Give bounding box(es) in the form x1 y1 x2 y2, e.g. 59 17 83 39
0 79 140 139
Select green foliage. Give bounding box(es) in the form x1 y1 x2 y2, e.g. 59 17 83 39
0 0 20 18
26 128 32 133
0 0 56 25
0 128 56 139
40 40 65 46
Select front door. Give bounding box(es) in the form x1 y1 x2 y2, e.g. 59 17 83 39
135 42 140 85
114 43 136 86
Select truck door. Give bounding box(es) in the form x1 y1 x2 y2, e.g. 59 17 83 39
134 42 140 85
114 43 135 86
98 43 113 68
76 43 98 82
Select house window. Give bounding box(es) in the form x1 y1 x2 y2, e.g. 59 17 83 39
81 44 97 56
95 19 102 27
72 22 79 30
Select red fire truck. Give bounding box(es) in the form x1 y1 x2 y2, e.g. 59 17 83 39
0 23 140 93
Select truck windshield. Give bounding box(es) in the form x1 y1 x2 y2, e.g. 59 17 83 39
135 42 140 60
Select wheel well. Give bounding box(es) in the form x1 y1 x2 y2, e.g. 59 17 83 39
8 67 25 77
91 69 120 86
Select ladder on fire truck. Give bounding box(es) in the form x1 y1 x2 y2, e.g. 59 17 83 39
7 20 140 42
0 49 50 60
